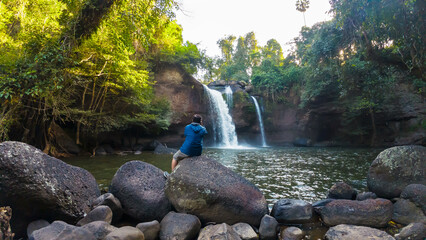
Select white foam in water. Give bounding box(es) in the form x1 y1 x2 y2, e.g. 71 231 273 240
203 85 239 148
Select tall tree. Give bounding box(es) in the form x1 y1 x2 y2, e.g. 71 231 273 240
296 0 310 26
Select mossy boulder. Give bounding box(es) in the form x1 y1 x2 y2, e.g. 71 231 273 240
367 145 426 199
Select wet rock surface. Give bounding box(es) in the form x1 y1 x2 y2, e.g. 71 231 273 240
109 161 171 222
320 199 393 227
198 223 241 240
367 145 426 199
325 224 395 240
165 155 268 227
159 212 201 240
136 220 160 240
271 199 313 223
327 182 357 200
0 141 100 238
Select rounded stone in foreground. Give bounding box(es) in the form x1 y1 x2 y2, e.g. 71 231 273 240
165 156 268 227
367 145 426 199
159 212 201 240
109 161 171 222
232 223 258 240
0 141 100 238
105 226 144 240
198 223 241 240
320 199 393 228
271 199 313 223
325 224 395 240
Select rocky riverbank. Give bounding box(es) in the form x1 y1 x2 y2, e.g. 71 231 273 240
0 141 425 240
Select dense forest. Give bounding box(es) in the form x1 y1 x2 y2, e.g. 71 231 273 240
0 0 203 154
0 0 424 153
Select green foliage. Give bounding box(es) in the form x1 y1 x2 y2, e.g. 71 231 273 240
0 0 199 148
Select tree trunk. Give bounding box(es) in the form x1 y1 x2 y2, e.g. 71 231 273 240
369 107 376 147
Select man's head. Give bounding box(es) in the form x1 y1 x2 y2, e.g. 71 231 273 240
192 114 202 124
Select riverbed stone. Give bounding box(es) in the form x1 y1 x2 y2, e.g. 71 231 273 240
400 184 426 213
159 212 201 240
367 145 426 199
81 221 117 240
392 198 426 224
77 205 113 226
394 222 426 240
109 161 171 222
165 156 268 227
324 224 395 240
30 220 97 240
259 215 278 240
327 182 357 200
154 143 177 154
356 192 377 201
198 223 241 240
232 223 258 240
92 193 123 223
27 220 50 237
271 199 313 223
104 226 144 240
136 220 160 240
312 199 334 215
0 141 100 238
320 198 393 227
280 227 304 240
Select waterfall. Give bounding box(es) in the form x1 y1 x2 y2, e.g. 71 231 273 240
251 96 267 147
224 86 233 108
203 85 239 148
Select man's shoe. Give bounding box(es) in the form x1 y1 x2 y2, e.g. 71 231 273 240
163 171 170 178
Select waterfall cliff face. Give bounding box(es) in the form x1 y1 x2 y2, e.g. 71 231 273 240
251 96 267 147
203 85 239 148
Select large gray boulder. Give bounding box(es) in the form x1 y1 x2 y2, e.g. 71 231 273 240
165 156 268 227
0 141 100 238
325 224 395 240
367 145 426 199
109 161 171 222
320 199 393 228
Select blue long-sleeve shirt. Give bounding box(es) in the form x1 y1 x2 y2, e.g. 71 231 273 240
179 123 208 156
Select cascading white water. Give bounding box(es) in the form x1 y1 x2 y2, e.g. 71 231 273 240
251 96 267 147
224 86 233 108
203 85 239 148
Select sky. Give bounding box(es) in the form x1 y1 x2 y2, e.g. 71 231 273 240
175 0 333 58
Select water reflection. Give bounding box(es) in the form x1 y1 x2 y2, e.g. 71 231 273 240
64 147 382 205
203 147 382 203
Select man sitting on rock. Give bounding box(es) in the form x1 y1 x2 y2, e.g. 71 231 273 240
166 114 207 175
